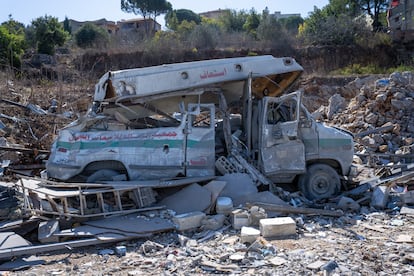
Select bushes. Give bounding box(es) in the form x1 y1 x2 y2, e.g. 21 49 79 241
75 23 109 49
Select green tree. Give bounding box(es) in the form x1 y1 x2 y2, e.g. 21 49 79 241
257 10 283 41
121 0 172 34
351 0 388 31
165 9 201 30
150 0 172 31
0 16 26 68
75 23 109 49
218 9 248 33
63 16 72 34
297 0 380 46
189 24 219 50
243 8 261 38
175 20 197 40
31 15 69 55
298 6 370 45
278 16 304 35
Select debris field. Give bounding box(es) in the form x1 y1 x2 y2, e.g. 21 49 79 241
0 69 413 275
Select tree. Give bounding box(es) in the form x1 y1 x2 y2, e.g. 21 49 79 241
121 0 172 34
75 23 109 49
0 16 25 69
149 0 172 31
257 10 284 41
278 16 304 35
63 16 72 34
31 15 69 55
165 9 201 30
243 8 261 38
351 0 388 31
298 6 370 45
189 24 219 50
218 9 248 33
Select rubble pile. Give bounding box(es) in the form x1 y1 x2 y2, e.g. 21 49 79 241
310 72 414 160
0 74 93 176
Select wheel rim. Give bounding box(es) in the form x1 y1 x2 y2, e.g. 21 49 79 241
310 174 331 195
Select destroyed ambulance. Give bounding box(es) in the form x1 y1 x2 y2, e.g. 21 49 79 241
46 55 354 200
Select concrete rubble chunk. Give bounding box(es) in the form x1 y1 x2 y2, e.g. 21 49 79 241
38 220 60 244
203 180 227 213
259 217 296 238
337 196 360 212
371 185 390 210
401 190 414 205
248 206 267 226
201 214 226 230
240 226 260 244
159 183 212 214
172 211 206 231
231 209 250 229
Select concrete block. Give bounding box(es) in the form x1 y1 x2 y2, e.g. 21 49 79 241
231 209 250 229
172 211 206 231
38 220 60 243
240 226 260 244
259 217 296 238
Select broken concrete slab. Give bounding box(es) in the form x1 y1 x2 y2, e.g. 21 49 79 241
216 173 257 205
0 232 31 250
158 183 212 214
55 225 149 239
83 214 175 234
232 191 288 208
259 217 296 238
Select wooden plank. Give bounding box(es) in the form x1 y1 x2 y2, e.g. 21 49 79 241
114 191 123 211
103 175 216 188
248 202 344 217
0 236 141 261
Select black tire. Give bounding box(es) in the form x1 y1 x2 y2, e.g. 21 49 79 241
298 164 341 200
86 169 121 183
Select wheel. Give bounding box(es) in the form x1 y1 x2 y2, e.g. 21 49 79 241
298 164 341 200
86 169 123 183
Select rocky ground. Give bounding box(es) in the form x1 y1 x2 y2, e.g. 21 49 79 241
1 65 414 275
8 207 414 275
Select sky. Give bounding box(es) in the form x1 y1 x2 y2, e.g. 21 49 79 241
2 0 330 28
